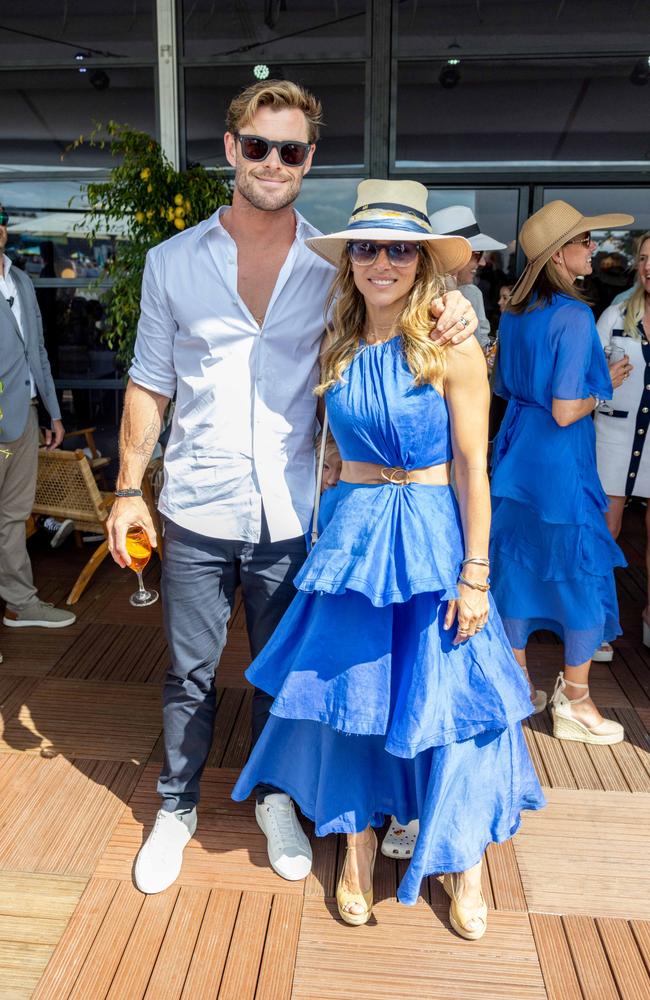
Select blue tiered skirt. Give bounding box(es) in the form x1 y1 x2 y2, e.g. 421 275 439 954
233 481 545 905
490 400 626 666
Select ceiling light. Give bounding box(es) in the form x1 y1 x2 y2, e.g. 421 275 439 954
254 64 270 80
439 59 461 89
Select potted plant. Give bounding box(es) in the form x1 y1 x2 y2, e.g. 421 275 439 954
69 121 231 367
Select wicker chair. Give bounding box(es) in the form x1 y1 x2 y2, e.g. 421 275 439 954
32 449 162 605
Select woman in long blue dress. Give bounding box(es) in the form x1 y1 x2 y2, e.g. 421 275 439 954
233 180 544 940
490 199 633 747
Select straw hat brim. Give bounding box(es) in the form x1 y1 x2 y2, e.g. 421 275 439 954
510 211 634 305
306 228 472 274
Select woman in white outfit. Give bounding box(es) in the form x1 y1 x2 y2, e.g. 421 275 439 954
594 232 650 645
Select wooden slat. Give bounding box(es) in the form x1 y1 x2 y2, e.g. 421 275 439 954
221 688 254 768
525 712 578 789
529 913 583 1000
106 889 179 1000
562 915 620 999
305 828 339 898
597 917 650 999
0 755 140 876
207 688 247 767
66 881 144 999
51 623 169 684
143 887 210 999
32 879 120 999
255 894 303 1000
0 678 162 763
0 873 86 1000
485 840 527 912
292 898 546 999
630 921 650 975
180 890 241 1000
218 892 272 1000
514 788 650 918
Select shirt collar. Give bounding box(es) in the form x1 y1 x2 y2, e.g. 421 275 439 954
198 205 318 243
0 253 12 280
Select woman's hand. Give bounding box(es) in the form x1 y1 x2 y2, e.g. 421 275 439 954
609 355 633 389
444 583 490 645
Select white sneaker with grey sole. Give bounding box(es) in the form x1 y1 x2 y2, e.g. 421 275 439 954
255 793 312 881
134 807 197 894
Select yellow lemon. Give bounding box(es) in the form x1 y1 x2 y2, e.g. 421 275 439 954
174 218 186 230
135 211 145 223
184 200 191 213
140 167 151 181
147 184 153 193
166 207 175 221
146 209 154 219
174 206 185 218
174 193 184 206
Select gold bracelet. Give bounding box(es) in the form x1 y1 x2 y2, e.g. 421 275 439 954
458 573 490 592
461 557 490 568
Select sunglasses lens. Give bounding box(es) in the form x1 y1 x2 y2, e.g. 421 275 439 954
240 136 269 161
0 213 8 226
280 142 308 166
387 243 419 265
348 242 377 265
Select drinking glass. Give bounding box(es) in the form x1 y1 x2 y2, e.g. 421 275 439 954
598 344 626 415
125 525 159 607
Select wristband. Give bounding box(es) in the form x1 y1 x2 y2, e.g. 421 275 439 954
114 488 143 498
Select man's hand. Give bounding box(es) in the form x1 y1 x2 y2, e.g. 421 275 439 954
43 418 65 450
429 289 478 346
107 497 157 568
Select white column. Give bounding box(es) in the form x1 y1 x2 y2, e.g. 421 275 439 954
156 0 180 169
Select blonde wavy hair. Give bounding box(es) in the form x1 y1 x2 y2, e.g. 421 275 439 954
315 244 447 396
622 231 650 339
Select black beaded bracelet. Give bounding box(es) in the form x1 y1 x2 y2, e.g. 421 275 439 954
114 488 143 498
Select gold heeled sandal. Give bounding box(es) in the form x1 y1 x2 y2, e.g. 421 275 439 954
441 872 488 941
336 830 377 927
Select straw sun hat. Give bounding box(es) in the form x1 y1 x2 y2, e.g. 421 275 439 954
509 199 634 305
306 180 472 274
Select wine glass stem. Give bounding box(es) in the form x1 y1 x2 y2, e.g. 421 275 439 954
136 570 147 595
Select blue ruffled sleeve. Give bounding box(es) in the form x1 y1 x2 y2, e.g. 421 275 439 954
551 303 612 401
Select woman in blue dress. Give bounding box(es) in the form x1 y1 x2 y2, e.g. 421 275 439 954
233 180 544 940
490 199 633 747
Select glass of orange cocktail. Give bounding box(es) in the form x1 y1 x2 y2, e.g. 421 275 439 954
125 525 159 607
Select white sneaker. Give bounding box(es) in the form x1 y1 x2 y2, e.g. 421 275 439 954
42 516 75 549
134 807 197 894
255 793 312 881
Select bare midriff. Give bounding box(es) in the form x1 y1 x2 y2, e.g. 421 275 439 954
340 459 451 486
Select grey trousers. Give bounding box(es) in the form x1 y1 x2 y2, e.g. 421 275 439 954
158 515 307 811
0 405 39 611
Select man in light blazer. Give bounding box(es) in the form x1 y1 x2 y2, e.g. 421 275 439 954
0 206 76 628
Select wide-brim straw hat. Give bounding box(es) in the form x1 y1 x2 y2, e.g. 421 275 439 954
428 205 507 252
306 179 472 273
510 199 634 305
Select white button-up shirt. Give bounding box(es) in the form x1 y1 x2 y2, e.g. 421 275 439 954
0 254 36 396
129 207 335 542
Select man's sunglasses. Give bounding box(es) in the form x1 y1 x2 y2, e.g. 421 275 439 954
236 133 311 167
347 241 421 267
0 212 9 227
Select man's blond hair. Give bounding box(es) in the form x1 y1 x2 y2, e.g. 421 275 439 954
226 80 323 144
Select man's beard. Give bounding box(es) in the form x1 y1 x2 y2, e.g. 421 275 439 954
235 166 302 212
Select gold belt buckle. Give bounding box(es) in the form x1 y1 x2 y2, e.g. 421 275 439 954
380 467 411 486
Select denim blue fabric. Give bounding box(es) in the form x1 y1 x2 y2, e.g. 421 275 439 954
233 335 545 903
490 294 625 664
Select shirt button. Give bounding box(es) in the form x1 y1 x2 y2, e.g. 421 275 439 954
25 380 30 385
630 471 636 477
638 428 645 435
646 384 650 390
644 408 649 414
634 450 641 456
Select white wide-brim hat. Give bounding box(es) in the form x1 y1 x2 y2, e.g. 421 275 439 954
306 180 472 274
428 205 507 252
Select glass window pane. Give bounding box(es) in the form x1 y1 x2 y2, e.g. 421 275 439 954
0 2 155 61
396 58 650 165
0 68 156 168
33 286 120 382
185 64 365 168
294 177 361 233
396 0 650 58
182 1 367 60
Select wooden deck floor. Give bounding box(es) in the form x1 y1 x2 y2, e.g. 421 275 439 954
1 507 650 999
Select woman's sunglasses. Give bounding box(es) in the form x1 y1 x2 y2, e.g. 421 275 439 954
347 241 421 267
236 133 311 167
0 212 9 227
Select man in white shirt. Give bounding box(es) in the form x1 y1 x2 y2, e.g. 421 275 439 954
0 207 76 630
106 80 478 895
